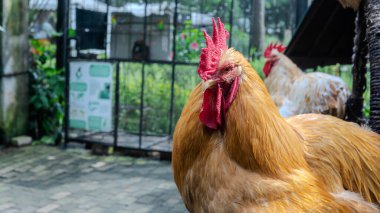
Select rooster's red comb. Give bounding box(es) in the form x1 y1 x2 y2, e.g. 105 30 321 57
264 42 286 58
198 17 230 81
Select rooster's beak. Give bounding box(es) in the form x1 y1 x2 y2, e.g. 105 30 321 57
202 79 217 92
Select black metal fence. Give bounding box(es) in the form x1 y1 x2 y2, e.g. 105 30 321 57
62 0 251 155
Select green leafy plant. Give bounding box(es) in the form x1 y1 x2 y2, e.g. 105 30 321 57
29 39 65 144
176 20 205 62
118 63 200 135
250 54 266 80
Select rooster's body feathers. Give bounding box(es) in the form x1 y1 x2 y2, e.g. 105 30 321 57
288 114 380 204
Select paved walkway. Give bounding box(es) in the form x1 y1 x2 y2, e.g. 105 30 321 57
0 145 187 213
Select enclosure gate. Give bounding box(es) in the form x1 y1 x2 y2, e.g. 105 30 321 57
62 0 248 156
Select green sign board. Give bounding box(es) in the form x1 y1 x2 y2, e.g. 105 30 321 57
69 62 113 131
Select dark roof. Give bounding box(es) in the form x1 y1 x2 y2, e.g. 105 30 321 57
285 0 356 69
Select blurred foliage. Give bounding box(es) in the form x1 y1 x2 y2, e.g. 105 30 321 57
179 0 231 20
265 0 297 40
176 20 252 61
100 0 230 19
143 64 172 134
176 20 205 62
232 24 251 58
251 57 265 80
173 65 200 128
119 63 141 134
29 39 65 144
118 63 199 135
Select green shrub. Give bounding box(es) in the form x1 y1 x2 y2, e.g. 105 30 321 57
118 63 200 135
250 57 265 80
29 39 65 144
176 20 204 63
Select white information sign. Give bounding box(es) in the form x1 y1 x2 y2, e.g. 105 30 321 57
69 62 113 131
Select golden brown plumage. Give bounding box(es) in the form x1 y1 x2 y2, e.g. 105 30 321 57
288 114 380 204
172 48 379 212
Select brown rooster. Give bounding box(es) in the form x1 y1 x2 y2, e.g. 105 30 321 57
172 18 380 212
263 43 350 119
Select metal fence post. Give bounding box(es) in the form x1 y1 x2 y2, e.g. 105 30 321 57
229 0 234 47
168 0 179 136
138 0 148 149
58 0 70 148
114 62 120 149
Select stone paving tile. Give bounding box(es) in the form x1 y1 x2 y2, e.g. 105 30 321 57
36 204 60 213
0 203 14 211
0 145 187 213
50 191 72 200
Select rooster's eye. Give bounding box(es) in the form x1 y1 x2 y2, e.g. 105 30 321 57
224 65 232 72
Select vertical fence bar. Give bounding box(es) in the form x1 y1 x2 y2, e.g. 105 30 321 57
0 0 2 144
0 0 2 73
113 62 120 149
168 0 178 136
139 64 145 149
57 0 69 70
105 0 110 58
228 0 234 47
138 0 148 149
58 0 70 148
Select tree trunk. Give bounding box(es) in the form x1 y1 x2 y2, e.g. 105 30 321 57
250 0 265 58
366 0 380 133
288 0 297 33
0 0 29 144
347 0 367 124
295 0 308 26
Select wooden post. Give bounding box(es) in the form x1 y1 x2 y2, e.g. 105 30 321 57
295 0 308 26
251 0 265 57
367 0 380 132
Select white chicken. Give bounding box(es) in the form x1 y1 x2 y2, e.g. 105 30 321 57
263 43 350 118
